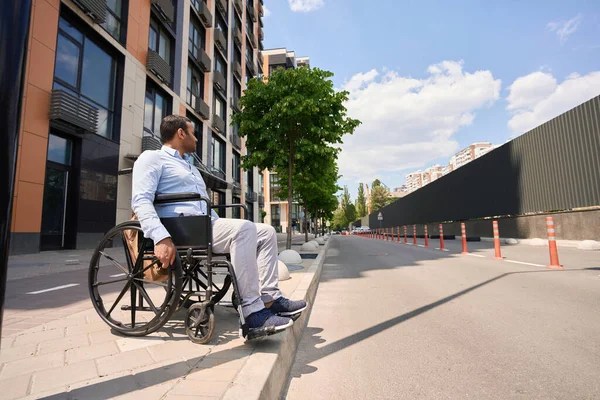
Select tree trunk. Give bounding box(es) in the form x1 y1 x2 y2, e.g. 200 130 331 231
286 141 294 250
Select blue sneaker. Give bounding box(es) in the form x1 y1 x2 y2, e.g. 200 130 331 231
269 297 307 317
245 308 293 332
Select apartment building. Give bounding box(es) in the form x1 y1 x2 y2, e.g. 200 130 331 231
260 48 309 232
10 0 265 255
449 142 495 170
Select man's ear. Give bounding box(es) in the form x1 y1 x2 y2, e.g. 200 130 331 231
177 128 185 139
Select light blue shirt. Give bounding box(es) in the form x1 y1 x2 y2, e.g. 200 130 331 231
131 145 218 244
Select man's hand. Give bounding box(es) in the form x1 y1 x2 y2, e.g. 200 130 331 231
155 237 176 268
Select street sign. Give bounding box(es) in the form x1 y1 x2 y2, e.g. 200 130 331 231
326 221 331 227
378 212 383 221
299 211 305 218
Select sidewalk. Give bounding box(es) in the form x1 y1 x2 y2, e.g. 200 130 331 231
1 237 330 399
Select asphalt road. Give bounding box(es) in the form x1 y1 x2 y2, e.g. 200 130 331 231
284 236 600 400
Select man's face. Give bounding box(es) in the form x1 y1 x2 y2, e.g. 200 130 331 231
182 121 197 153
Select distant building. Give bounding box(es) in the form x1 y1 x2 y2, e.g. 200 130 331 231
449 142 495 170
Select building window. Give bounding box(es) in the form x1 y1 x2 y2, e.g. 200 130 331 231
245 9 254 36
216 4 228 28
211 135 226 173
101 0 123 41
270 173 280 201
144 82 170 134
212 190 226 217
259 172 264 195
54 16 117 140
271 204 280 227
189 15 206 57
214 92 226 123
246 202 254 222
149 18 172 64
188 113 203 161
215 52 227 76
232 196 241 219
187 65 204 106
232 152 241 184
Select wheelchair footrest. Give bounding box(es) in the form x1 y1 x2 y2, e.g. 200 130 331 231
121 305 154 312
244 325 278 341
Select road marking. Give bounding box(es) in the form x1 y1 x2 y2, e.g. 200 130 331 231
417 245 425 247
26 284 80 295
466 253 485 258
504 260 545 267
435 248 450 252
110 273 127 278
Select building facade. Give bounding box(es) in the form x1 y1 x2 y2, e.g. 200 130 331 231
10 0 265 255
449 142 495 170
260 48 309 233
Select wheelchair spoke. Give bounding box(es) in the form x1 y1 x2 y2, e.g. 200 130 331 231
93 277 128 287
133 237 151 274
107 280 132 318
131 281 160 316
120 231 135 272
130 280 137 328
135 258 162 278
132 277 169 288
99 251 129 275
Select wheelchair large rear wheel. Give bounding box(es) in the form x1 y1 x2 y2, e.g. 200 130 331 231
88 221 182 336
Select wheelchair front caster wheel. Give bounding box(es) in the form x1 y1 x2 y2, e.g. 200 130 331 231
185 303 215 344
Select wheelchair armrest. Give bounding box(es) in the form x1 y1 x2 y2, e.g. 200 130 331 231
211 204 249 220
154 193 210 205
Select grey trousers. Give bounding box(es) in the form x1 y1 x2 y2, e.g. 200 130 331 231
212 218 282 317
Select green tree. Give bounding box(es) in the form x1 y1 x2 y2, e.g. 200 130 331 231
232 67 360 249
370 184 391 212
339 185 356 228
356 183 367 218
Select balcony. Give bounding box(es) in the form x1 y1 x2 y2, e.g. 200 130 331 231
213 114 225 134
142 127 162 152
232 183 242 196
247 3 256 22
259 26 263 41
213 70 226 93
50 89 98 133
231 96 241 113
73 0 107 24
194 97 210 120
233 61 242 81
258 194 265 207
257 1 264 17
147 50 172 85
233 0 243 16
190 46 211 73
248 30 257 48
216 0 227 17
193 0 213 28
209 166 226 181
151 0 175 24
233 25 243 47
214 28 227 53
246 189 258 202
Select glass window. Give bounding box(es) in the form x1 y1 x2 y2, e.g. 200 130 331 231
212 190 226 217
149 26 158 52
47 134 72 165
214 95 225 118
101 0 122 41
55 35 80 87
211 136 226 171
215 53 226 74
189 16 206 58
232 196 241 219
144 83 170 134
187 65 204 106
189 114 203 161
149 20 172 65
233 152 241 183
59 16 83 43
246 202 254 222
81 40 114 108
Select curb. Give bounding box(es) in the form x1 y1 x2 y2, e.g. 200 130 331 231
222 238 331 400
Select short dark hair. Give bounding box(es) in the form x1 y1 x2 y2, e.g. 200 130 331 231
160 115 191 143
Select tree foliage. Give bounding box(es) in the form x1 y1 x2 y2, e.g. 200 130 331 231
356 183 367 218
232 66 360 248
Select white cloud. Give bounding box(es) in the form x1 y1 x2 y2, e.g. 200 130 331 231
263 5 271 17
506 70 600 135
338 61 501 184
547 14 582 43
288 0 324 12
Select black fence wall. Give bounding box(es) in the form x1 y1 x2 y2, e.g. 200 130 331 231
367 95 600 229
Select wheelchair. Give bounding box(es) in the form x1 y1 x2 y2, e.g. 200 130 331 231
88 192 278 344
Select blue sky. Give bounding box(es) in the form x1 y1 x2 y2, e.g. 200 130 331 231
262 0 600 199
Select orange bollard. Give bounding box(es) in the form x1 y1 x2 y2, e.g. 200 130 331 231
397 226 401 243
413 225 417 245
386 227 389 241
493 221 502 260
461 222 468 254
439 224 445 250
546 217 563 269
424 225 429 247
404 226 407 244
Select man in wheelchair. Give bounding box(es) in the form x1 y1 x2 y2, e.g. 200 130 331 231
132 115 306 336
